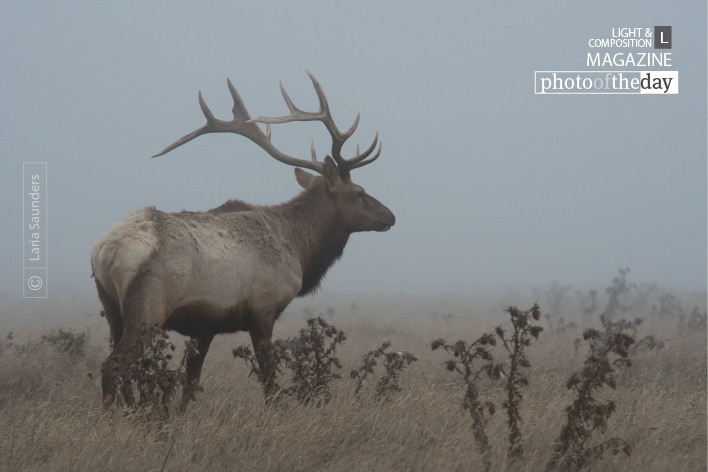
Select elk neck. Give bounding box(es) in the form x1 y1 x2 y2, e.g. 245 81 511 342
269 182 350 296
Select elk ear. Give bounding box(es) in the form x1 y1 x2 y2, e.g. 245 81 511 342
294 168 316 189
322 156 340 184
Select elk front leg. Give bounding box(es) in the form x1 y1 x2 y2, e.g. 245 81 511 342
249 320 277 399
178 333 214 414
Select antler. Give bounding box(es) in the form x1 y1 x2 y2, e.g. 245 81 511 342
153 71 381 179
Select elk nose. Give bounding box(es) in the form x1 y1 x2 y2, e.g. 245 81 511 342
379 209 395 231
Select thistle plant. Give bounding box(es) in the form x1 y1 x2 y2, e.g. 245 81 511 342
233 339 291 399
108 324 192 420
432 334 498 472
495 304 543 461
547 327 634 471
285 317 346 406
233 316 346 406
602 267 634 319
350 341 418 399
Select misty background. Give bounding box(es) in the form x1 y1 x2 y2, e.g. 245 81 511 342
1 2 706 320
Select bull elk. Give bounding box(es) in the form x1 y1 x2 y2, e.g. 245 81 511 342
91 72 395 412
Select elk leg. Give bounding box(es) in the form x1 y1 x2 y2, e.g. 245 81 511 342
101 330 141 410
101 356 118 410
103 323 167 409
249 320 277 398
96 282 127 410
102 281 167 410
178 333 214 414
111 273 172 408
95 280 123 347
95 283 136 407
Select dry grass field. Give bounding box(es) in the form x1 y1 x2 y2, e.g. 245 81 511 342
0 288 705 472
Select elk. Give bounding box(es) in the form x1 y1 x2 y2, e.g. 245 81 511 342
91 72 395 412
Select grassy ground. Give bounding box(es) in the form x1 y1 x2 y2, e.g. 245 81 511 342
0 297 705 472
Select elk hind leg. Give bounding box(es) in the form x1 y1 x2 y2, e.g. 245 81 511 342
178 333 214 414
101 280 167 410
95 279 123 347
101 326 153 409
95 280 131 409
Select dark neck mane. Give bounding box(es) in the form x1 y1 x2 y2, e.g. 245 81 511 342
270 183 350 296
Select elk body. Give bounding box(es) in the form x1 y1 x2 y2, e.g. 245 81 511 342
92 72 395 411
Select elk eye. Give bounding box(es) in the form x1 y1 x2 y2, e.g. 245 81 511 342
357 191 366 201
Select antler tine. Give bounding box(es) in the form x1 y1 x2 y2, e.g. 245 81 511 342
280 81 298 114
306 71 333 124
151 92 216 158
346 132 380 166
227 78 254 122
249 74 327 125
310 138 317 162
340 113 360 141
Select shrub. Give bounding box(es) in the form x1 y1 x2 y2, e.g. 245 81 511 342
41 329 86 358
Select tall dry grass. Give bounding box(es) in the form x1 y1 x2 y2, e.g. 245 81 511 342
0 295 705 472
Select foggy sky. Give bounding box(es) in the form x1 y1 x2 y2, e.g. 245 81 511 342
1 1 706 309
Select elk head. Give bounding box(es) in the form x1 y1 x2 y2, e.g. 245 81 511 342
152 71 395 234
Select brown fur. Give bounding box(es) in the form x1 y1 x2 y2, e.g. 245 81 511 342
210 199 256 213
